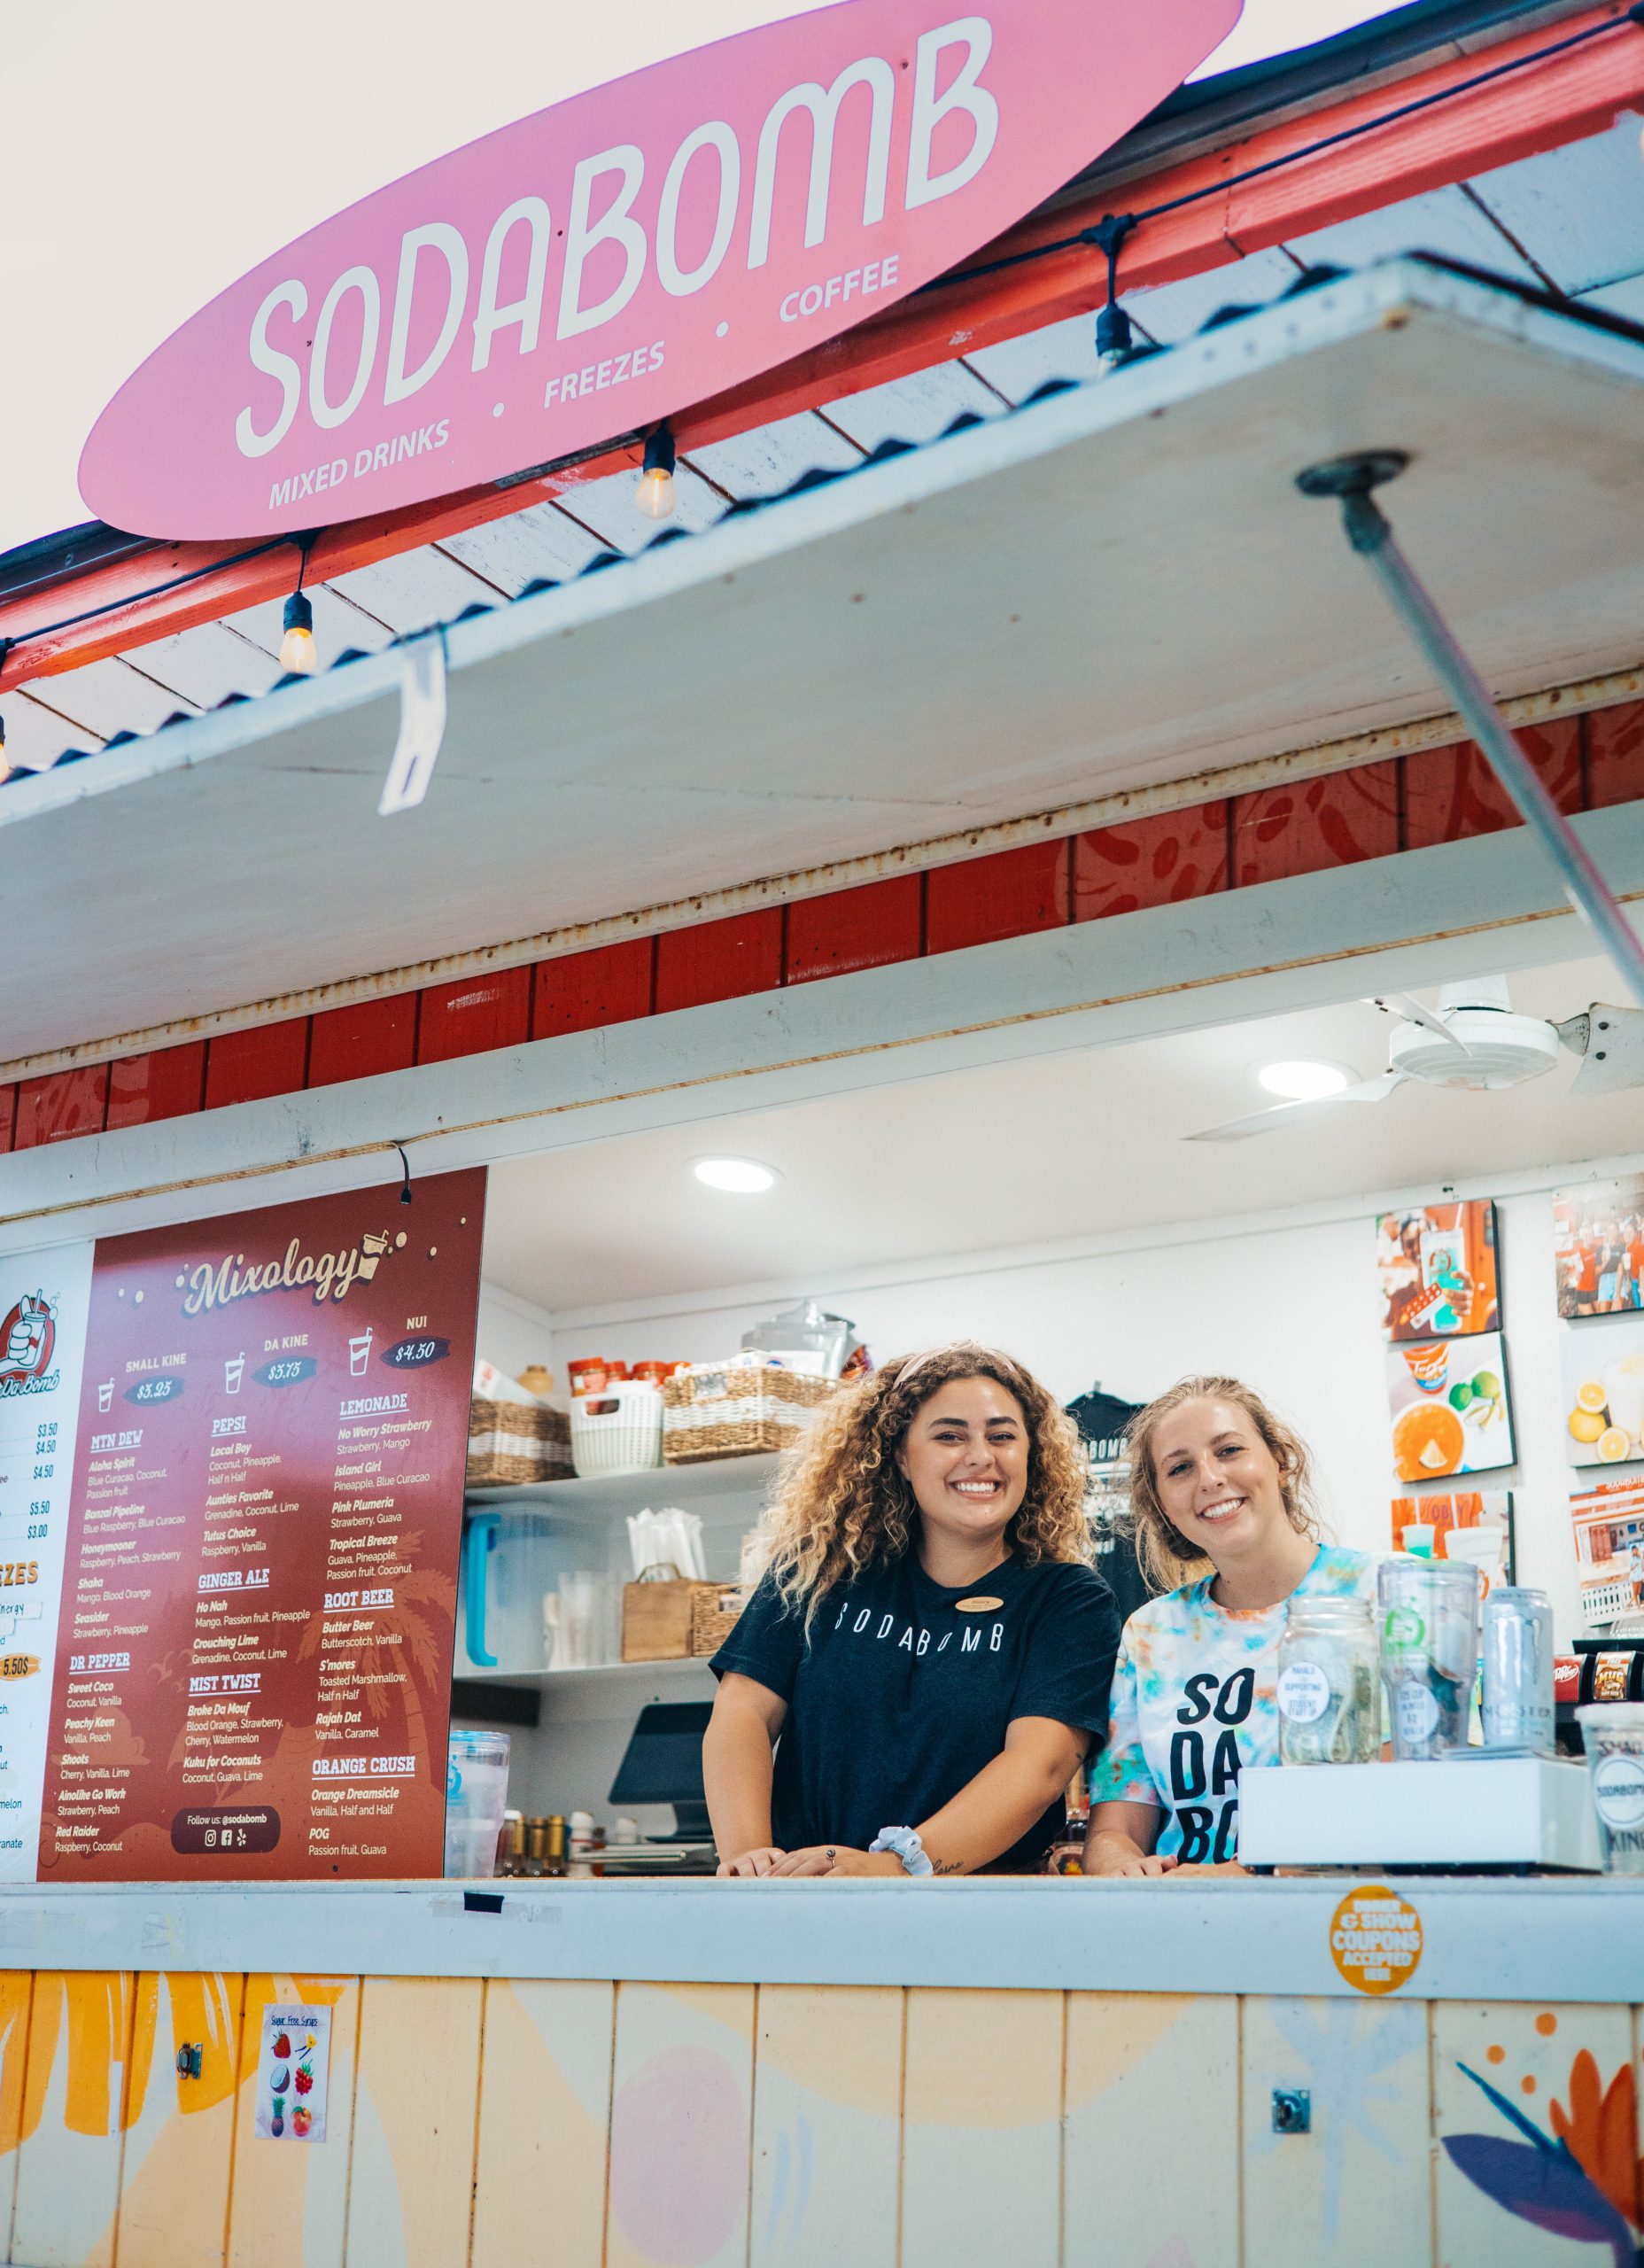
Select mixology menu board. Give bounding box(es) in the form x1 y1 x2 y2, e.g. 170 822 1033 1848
0 1243 94 1880
38 1169 485 1881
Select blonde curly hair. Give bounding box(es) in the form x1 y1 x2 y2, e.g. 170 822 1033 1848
1127 1374 1322 1594
760 1341 1091 1626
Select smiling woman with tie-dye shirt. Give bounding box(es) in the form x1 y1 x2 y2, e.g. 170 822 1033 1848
1086 1376 1376 1878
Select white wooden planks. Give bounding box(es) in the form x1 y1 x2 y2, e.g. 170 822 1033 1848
606 1981 756 2268
469 1979 615 2268
901 1988 1063 2268
751 1984 903 2268
1242 1995 1431 2268
1066 1992 1238 2268
343 1977 484 2268
1470 116 1644 297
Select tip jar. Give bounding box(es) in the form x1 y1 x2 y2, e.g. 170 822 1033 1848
1277 1595 1379 1764
1378 1557 1481 1759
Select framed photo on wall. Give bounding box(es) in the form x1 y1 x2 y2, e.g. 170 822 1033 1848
1559 1309 1644 1469
1390 1491 1515 1597
1377 1200 1500 1340
1553 1173 1644 1317
1387 1332 1514 1482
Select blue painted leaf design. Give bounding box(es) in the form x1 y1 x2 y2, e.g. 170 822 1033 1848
1442 2136 1636 2265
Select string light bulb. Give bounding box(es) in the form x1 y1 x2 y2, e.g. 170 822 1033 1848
280 589 317 675
636 424 677 520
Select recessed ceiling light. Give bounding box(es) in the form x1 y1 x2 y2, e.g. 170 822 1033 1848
1256 1059 1352 1102
692 1156 780 1194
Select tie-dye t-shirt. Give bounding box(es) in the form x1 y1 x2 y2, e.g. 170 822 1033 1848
1089 1545 1377 1864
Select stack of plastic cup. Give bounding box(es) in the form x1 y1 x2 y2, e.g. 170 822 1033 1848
1378 1557 1482 1759
445 1729 511 1878
1576 1704 1644 1874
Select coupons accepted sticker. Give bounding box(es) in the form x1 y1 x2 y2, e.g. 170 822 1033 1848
1330 1884 1424 1996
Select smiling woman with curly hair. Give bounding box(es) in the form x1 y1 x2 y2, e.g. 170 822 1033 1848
704 1342 1120 1880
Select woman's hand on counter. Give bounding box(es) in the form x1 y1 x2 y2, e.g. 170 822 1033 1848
767 1846 908 1877
1085 1840 1179 1878
716 1845 788 1878
1082 1800 1175 1877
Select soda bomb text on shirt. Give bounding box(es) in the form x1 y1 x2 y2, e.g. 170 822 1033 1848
832 1600 1005 1654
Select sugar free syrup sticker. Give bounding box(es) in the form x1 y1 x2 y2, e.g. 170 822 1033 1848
1276 1662 1331 1723
1330 1884 1423 1996
1593 1753 1644 1830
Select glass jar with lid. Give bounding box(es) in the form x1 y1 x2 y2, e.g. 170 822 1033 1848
1277 1596 1379 1765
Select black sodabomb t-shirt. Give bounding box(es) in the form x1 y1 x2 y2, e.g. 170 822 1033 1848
710 1551 1120 1870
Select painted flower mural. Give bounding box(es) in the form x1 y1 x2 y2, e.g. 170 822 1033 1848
1445 2050 1644 2264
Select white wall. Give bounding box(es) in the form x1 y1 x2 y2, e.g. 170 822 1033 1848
543 1158 1644 1650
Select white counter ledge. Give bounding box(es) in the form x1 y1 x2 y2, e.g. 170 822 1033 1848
1 1875 1638 2000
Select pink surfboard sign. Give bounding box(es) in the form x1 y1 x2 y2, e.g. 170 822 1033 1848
80 0 1241 540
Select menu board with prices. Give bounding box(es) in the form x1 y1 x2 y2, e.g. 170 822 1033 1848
38 1169 485 1881
0 1244 94 1881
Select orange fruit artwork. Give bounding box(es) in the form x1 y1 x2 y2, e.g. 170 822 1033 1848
1393 1400 1466 1483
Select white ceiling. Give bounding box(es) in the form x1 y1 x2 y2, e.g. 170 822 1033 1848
482 951 1644 1314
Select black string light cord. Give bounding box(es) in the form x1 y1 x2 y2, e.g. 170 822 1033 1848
5 3 1643 680
919 3 1644 327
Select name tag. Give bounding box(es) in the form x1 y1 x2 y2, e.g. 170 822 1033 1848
956 1596 1004 1612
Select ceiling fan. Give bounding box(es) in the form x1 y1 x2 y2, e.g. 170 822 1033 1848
1187 975 1644 1143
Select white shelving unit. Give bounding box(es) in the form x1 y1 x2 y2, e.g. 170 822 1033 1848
456 1658 712 1697
465 1451 781 1520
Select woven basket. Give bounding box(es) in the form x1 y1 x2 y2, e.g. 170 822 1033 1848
662 1361 834 1464
689 1584 750 1658
466 1396 572 1488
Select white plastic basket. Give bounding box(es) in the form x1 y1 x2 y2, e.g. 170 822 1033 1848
570 1379 664 1478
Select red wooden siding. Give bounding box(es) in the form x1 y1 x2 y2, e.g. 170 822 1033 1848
785 877 923 984
309 997 419 1087
1403 721 1583 849
1588 701 1644 809
655 911 784 1013
926 840 1072 956
106 1042 206 1130
1074 803 1230 921
205 1021 311 1109
1231 760 1400 887
534 939 655 1037
14 1066 110 1147
416 968 532 1064
0 1087 14 1153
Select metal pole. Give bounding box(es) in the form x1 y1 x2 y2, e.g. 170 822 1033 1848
1297 452 1644 1010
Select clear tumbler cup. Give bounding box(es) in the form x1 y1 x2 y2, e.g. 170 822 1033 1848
1577 1703 1644 1875
444 1729 511 1878
1378 1557 1481 1759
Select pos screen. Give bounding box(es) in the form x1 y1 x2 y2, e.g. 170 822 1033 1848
609 1701 713 1838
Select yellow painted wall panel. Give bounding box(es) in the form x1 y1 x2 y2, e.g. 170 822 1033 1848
1065 1992 1237 2268
114 1973 245 2268
751 1984 903 2268
1242 1995 1431 2268
12 1972 134 2268
606 1982 755 2268
227 1977 361 2268
0 1972 33 2262
1434 2000 1637 2268
470 1980 615 2268
901 1989 1062 2268
344 1977 484 2268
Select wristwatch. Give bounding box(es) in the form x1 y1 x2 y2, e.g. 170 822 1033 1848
869 1824 934 1876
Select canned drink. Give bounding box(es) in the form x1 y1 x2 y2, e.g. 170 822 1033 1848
1481 1586 1555 1752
